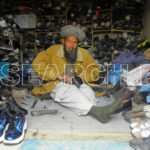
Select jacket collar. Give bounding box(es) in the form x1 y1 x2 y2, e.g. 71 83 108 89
56 45 83 62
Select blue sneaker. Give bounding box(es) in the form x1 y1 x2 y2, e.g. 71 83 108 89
3 114 27 144
0 112 8 142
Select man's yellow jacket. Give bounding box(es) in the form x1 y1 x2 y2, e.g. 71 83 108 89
31 44 100 96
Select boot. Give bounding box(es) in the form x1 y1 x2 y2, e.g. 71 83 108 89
89 99 122 123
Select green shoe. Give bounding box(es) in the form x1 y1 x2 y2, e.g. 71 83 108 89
89 99 122 123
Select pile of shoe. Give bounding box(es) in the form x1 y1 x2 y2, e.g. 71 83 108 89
21 32 35 64
130 105 150 137
0 15 26 66
0 40 20 66
92 34 114 65
92 32 142 65
79 24 92 46
35 0 66 15
92 12 111 30
112 7 144 31
122 103 150 149
36 16 65 32
0 15 19 38
131 118 150 138
113 0 144 7
67 1 92 22
129 137 150 150
35 32 61 51
92 0 111 10
134 41 150 57
0 88 28 144
0 63 33 91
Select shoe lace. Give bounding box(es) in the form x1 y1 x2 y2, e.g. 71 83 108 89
9 116 19 130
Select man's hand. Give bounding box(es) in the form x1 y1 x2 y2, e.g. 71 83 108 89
58 74 72 84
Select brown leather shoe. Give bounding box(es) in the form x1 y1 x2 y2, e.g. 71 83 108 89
113 99 132 114
111 87 134 100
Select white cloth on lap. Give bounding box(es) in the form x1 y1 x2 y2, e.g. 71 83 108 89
50 82 97 115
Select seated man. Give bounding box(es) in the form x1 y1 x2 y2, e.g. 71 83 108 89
31 25 122 123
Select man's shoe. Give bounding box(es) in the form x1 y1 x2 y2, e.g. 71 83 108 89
0 112 8 142
113 99 132 114
3 113 27 144
112 87 134 100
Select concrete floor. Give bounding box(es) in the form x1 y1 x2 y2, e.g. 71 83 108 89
0 96 133 149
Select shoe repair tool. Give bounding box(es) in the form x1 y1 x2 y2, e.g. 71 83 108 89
31 109 58 116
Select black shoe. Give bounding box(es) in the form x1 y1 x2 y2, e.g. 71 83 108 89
113 99 132 114
0 89 28 116
109 82 122 94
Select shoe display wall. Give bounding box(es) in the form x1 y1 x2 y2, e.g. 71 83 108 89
0 0 145 60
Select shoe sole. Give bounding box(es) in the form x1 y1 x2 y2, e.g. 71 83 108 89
0 124 9 143
3 121 27 144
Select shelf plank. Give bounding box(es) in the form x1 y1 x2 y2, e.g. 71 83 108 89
112 29 141 33
113 6 136 10
93 30 111 32
93 9 111 12
35 31 60 34
0 35 18 41
80 45 93 48
37 14 66 17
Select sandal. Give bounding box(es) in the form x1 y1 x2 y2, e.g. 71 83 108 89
130 119 150 130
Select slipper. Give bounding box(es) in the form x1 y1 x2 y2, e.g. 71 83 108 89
141 129 150 138
131 128 142 138
144 105 150 112
130 119 150 130
131 128 150 138
145 112 150 118
129 137 150 150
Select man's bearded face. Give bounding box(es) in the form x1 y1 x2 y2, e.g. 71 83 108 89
63 36 79 63
64 44 78 63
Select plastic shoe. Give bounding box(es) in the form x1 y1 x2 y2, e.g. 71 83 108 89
3 114 27 144
131 127 150 138
131 119 150 130
0 112 8 142
144 105 150 112
129 137 150 150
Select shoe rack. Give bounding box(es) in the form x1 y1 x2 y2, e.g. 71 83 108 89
66 0 144 49
0 0 145 55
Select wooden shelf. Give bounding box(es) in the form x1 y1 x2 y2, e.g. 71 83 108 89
0 35 18 41
0 0 142 55
35 31 60 34
112 29 141 33
37 14 66 17
80 45 93 48
67 20 92 24
113 6 136 10
93 9 111 12
93 29 111 32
